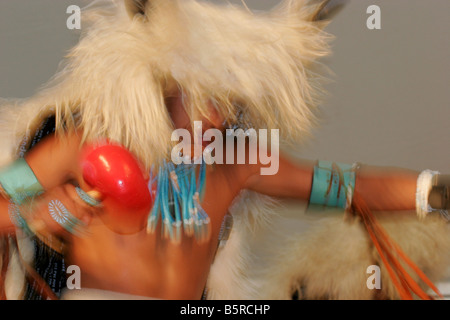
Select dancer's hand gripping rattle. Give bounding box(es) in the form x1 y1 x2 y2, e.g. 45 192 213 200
79 142 153 234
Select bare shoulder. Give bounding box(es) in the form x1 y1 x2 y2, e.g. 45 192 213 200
25 130 84 190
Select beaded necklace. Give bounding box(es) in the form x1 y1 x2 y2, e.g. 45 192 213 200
147 160 210 244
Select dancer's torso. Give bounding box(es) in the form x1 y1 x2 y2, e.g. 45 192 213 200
23 118 254 299
66 164 243 299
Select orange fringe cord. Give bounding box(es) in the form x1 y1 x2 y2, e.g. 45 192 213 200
351 190 443 300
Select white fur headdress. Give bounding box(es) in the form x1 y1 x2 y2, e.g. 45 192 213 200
7 0 331 167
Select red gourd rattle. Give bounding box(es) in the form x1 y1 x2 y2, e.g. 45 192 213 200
79 141 153 234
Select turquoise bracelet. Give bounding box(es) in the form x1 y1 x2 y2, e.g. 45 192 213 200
0 158 44 205
75 187 101 207
309 160 357 209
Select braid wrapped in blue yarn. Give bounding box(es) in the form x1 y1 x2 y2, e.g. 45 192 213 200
147 160 210 244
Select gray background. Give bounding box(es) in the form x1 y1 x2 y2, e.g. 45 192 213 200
1 0 450 295
1 0 449 172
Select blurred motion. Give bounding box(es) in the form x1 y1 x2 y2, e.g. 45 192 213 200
80 142 153 234
0 0 449 301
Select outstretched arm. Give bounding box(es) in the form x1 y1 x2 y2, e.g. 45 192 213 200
244 153 432 212
244 155 315 201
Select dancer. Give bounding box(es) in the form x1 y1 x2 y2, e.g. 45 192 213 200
0 0 448 300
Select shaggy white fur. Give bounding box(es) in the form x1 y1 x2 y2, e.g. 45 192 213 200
207 201 450 300
1 0 449 300
5 0 330 168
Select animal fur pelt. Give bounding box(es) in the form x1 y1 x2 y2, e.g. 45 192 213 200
207 202 450 299
1 0 450 300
